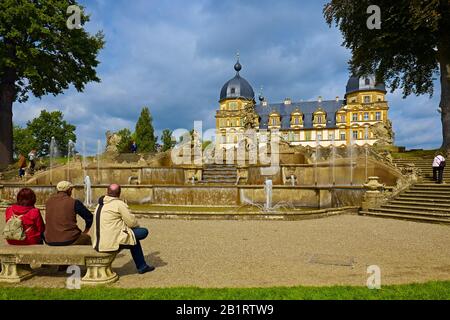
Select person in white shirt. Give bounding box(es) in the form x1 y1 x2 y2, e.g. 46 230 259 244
432 153 446 184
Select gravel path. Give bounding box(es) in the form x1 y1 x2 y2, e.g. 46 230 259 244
2 214 450 288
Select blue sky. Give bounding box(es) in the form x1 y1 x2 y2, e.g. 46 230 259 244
12 0 442 153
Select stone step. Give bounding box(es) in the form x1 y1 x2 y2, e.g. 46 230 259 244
401 193 450 199
368 207 450 217
405 189 450 195
390 200 450 209
360 211 450 225
203 172 237 177
203 175 237 179
410 187 450 192
203 171 236 175
381 204 450 213
396 196 450 204
198 180 236 184
203 171 237 176
414 183 450 188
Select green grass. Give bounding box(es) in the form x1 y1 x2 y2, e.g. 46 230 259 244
0 281 449 300
391 149 440 159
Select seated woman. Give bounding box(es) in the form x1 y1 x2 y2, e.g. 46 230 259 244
5 188 45 245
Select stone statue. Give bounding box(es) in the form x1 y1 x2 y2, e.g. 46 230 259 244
372 120 395 146
242 101 259 129
105 131 121 154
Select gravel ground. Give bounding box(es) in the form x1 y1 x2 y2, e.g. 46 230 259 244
1 214 450 288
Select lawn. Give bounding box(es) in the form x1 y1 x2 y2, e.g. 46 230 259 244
0 281 449 300
391 149 439 159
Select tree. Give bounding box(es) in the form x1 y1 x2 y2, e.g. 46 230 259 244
324 0 450 149
13 125 37 158
135 107 157 153
26 110 76 156
161 129 174 152
116 128 133 153
0 0 104 166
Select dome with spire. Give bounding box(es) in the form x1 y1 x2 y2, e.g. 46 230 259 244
346 75 386 96
220 58 255 102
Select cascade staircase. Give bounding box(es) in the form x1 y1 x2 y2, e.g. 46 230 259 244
361 183 450 224
200 164 237 185
393 157 450 183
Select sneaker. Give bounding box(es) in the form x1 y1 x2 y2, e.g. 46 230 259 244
138 265 155 274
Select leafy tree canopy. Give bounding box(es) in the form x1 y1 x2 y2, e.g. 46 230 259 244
13 125 37 157
324 0 450 148
26 110 76 156
161 129 174 152
116 128 133 154
135 107 157 153
0 0 104 166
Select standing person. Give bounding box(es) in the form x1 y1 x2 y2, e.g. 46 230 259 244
44 181 93 246
91 184 155 274
131 141 138 154
17 154 27 179
432 152 446 184
28 149 37 176
4 188 45 245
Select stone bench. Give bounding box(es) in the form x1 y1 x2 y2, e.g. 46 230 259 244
0 245 118 285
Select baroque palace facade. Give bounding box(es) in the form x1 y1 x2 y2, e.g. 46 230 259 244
215 58 390 148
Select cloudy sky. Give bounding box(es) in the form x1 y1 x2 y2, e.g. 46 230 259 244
12 0 442 153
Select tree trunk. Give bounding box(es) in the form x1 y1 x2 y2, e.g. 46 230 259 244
440 56 450 151
439 0 450 151
0 81 15 168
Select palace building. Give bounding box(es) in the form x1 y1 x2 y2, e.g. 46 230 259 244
215 58 390 148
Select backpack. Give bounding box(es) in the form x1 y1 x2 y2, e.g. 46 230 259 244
440 160 446 168
3 211 29 241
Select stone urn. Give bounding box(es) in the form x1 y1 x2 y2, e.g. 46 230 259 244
364 176 383 191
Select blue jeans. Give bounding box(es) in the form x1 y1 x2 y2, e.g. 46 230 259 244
120 228 150 272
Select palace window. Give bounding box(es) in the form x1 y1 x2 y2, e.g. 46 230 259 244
352 113 358 122
364 96 371 103
364 129 370 140
340 132 346 141
228 102 238 110
352 130 359 140
313 109 327 126
364 112 369 121
376 112 382 121
291 111 303 127
317 133 322 141
365 78 370 86
288 132 294 142
340 115 346 123
305 131 311 141
230 88 236 94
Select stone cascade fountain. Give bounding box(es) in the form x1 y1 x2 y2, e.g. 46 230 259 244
49 136 58 185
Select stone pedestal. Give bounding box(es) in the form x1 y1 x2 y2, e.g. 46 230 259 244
0 260 35 283
81 254 119 285
361 176 385 211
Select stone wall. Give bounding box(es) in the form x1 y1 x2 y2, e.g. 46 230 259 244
1 184 365 208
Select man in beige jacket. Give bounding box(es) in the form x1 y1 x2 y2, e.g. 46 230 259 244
91 184 155 274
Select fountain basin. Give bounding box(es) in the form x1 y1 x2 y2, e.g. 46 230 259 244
0 184 367 209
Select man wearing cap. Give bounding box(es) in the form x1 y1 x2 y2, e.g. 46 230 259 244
44 181 93 246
